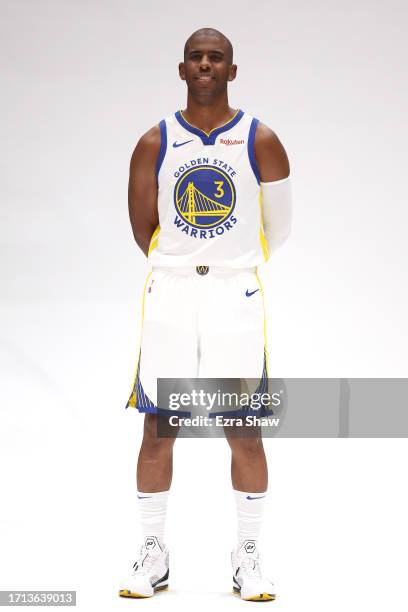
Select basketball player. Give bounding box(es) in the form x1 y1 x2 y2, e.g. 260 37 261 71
119 28 292 601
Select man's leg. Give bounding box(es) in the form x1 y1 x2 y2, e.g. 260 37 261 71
197 268 274 599
119 414 176 598
225 429 268 546
136 414 177 544
226 433 267 493
137 413 176 492
120 268 196 598
226 429 275 601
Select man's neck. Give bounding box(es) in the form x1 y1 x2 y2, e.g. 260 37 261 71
181 96 237 133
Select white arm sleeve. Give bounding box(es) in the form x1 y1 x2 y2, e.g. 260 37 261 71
260 176 292 255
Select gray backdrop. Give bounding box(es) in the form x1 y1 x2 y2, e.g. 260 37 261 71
1 2 408 608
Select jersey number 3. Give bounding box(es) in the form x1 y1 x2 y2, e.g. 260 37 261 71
214 181 224 198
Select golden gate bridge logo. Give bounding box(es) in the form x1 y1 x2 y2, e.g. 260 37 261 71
174 166 236 229
177 181 231 225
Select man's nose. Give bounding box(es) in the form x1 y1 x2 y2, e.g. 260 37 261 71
199 55 211 69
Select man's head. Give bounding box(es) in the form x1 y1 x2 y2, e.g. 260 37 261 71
179 28 237 98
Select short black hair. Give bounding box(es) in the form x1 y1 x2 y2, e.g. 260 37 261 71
184 28 233 63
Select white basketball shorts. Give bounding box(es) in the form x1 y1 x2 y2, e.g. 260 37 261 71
126 266 269 414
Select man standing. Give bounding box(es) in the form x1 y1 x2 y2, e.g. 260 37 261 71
120 27 291 601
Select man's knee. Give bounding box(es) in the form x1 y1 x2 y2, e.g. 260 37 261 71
227 435 264 456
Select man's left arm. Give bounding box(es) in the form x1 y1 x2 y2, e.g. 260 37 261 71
254 123 292 254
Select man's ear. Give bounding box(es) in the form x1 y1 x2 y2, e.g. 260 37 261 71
228 64 237 82
179 62 186 81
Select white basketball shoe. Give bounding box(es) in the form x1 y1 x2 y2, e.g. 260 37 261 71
231 540 276 601
119 536 169 598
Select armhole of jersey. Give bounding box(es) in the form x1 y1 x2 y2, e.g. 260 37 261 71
248 117 261 184
155 119 167 178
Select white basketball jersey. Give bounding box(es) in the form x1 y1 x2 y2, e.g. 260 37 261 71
147 109 270 268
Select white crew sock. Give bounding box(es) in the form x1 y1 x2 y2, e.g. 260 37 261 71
234 489 267 546
137 490 169 544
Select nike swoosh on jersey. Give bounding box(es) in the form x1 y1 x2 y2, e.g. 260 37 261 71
173 139 194 148
246 495 265 500
137 495 152 499
245 289 260 297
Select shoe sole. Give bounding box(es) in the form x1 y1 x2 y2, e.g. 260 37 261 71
119 584 168 598
233 586 276 601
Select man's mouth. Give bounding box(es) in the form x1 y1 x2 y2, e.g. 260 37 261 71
195 74 215 81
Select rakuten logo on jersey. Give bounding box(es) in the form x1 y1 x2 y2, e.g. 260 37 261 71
219 138 245 145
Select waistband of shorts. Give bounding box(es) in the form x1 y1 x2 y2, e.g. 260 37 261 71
151 266 256 277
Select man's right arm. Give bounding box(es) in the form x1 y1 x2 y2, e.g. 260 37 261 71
128 125 161 257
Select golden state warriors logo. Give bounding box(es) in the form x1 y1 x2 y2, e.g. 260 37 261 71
173 165 237 239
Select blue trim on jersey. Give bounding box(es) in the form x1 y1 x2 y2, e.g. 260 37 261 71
248 117 261 184
156 119 167 177
174 109 245 146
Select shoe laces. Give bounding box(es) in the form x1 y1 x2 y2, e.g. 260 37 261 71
239 553 262 579
131 547 160 576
